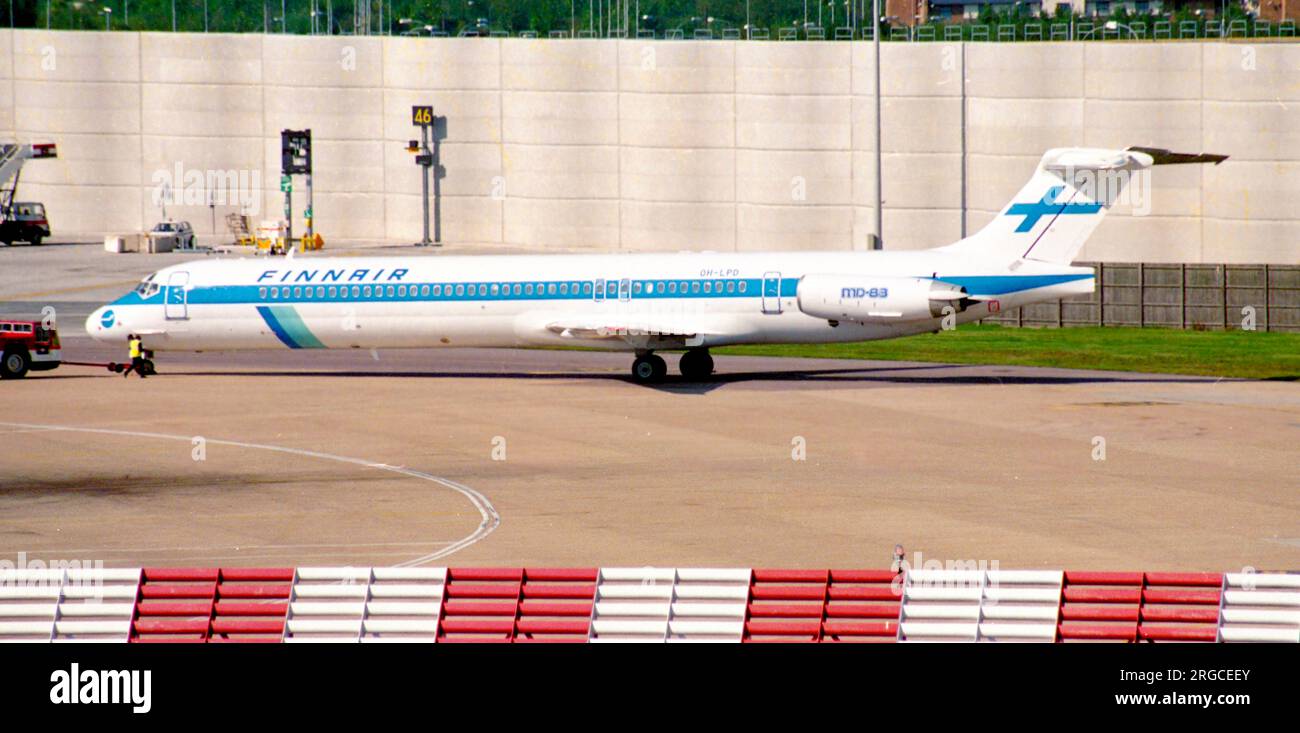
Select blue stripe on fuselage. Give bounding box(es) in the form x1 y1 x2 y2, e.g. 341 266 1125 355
934 273 1093 295
110 273 1091 309
256 305 302 348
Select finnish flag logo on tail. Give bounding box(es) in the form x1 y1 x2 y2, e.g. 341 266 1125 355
1005 185 1103 233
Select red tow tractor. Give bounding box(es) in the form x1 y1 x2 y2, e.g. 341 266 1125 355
0 319 148 379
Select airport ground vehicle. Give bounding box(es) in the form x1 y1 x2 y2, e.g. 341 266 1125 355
148 220 196 250
0 142 57 246
0 202 51 246
0 320 61 379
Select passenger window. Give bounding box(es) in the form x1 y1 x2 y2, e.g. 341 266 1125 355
691 282 700 294
668 282 677 294
399 285 407 296
525 284 534 295
363 286 372 297
633 282 642 294
703 282 712 293
384 285 393 297
455 284 464 296
351 286 360 298
293 287 302 298
513 284 521 295
739 281 747 293
560 283 568 295
328 286 337 298
547 283 556 295
490 284 500 296
259 287 267 299
727 281 735 293
421 285 430 296
583 282 592 295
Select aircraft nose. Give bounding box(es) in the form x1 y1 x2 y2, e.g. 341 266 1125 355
85 306 115 340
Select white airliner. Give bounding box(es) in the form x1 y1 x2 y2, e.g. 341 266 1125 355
86 147 1223 383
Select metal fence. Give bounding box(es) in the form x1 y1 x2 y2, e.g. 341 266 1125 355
406 18 1300 41
17 5 1299 41
981 263 1300 332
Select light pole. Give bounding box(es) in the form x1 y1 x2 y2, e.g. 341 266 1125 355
101 5 110 30
872 0 882 249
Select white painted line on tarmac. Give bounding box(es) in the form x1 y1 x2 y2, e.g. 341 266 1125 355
0 421 501 566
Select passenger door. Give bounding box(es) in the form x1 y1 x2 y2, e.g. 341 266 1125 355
165 271 189 320
761 271 782 314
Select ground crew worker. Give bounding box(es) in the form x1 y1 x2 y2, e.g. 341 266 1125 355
123 333 146 379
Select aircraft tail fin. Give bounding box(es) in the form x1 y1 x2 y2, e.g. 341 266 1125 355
940 147 1226 266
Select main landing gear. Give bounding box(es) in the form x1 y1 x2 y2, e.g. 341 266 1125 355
629 349 714 384
631 353 668 384
678 348 714 381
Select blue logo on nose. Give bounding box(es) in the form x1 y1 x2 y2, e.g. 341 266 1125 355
100 310 115 328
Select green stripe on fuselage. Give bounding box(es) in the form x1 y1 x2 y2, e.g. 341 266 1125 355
267 305 326 348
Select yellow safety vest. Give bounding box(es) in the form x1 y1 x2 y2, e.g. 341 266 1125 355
129 339 141 359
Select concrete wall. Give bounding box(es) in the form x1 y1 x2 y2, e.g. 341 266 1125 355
4 30 1297 264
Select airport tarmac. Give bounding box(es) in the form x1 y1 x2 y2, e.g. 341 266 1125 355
2 342 1297 572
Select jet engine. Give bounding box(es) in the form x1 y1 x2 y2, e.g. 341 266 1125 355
796 275 970 323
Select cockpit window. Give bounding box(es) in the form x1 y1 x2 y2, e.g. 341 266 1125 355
133 273 161 298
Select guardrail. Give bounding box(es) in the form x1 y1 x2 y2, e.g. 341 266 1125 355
4 566 1295 642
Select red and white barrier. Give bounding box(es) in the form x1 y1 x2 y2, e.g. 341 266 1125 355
897 569 1062 642
587 568 750 643
1217 572 1300 643
2 565 1294 642
283 567 447 643
0 567 139 642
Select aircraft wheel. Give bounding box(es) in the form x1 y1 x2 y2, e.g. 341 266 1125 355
141 359 157 376
631 354 667 384
679 349 714 381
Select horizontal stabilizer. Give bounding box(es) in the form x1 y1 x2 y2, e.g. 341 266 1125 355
1126 147 1229 167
